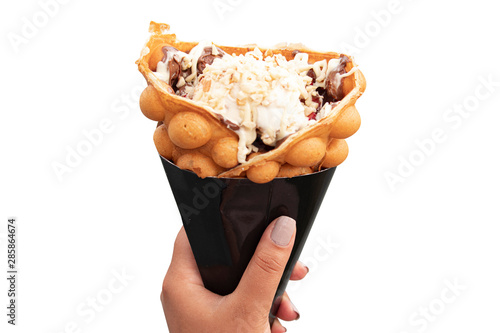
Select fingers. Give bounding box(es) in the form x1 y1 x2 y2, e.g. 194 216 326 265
235 216 296 310
276 292 300 321
162 227 225 330
290 261 309 281
271 318 287 333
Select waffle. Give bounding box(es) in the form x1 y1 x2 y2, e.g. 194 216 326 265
137 22 366 183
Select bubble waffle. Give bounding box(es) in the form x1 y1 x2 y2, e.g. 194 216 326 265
137 22 366 183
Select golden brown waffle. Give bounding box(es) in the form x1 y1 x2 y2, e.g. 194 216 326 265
137 22 366 183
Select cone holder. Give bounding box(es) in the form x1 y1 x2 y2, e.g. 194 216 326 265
160 156 336 322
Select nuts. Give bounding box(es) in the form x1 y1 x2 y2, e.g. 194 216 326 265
137 28 366 183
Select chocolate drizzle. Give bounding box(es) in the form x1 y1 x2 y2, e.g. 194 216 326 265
252 136 275 152
197 47 225 73
325 55 350 103
161 46 182 86
216 114 240 131
158 44 352 151
306 68 316 84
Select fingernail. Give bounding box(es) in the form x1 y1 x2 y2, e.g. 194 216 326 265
291 300 300 320
271 216 296 246
305 265 310 274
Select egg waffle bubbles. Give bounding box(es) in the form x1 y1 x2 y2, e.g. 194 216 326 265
137 22 366 184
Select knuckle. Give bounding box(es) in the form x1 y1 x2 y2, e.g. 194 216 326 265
254 252 284 275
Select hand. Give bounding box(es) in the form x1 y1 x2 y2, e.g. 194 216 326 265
161 216 308 332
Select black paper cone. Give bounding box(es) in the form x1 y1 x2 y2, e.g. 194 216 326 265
160 156 336 322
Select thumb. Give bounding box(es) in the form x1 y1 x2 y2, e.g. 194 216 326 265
235 216 296 309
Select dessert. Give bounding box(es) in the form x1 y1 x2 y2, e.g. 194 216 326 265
137 22 366 183
138 23 368 324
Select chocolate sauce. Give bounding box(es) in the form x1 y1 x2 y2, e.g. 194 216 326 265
197 46 225 73
176 85 188 98
216 114 240 131
325 55 350 102
252 136 274 152
312 94 324 112
161 46 182 86
305 69 324 119
307 68 316 84
274 135 291 148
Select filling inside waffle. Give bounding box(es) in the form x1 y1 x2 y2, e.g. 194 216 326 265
153 42 352 163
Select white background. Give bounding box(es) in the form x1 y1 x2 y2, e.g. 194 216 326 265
1 0 500 332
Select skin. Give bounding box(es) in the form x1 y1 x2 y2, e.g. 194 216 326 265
161 217 308 333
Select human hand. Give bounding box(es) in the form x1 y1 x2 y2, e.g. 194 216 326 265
161 216 307 333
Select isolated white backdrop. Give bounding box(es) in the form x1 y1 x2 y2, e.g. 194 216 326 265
1 0 499 332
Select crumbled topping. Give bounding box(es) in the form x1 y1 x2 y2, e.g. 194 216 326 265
153 43 350 163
